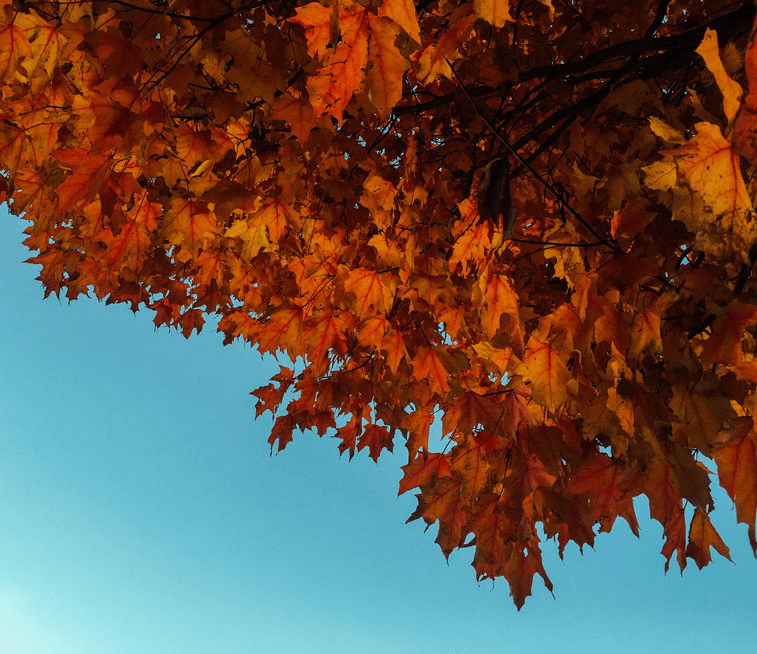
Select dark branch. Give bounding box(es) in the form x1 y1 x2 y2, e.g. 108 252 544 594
518 2 754 84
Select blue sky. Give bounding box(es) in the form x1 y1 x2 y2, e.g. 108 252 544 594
1 203 755 653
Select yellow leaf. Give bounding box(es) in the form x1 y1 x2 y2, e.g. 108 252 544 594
473 0 514 28
648 116 686 144
225 216 272 260
695 28 743 126
641 159 678 192
472 341 512 375
378 0 421 43
668 122 756 263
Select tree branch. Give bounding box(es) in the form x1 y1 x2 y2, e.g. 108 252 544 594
447 60 619 251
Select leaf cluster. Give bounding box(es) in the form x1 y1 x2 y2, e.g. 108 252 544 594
2 0 757 607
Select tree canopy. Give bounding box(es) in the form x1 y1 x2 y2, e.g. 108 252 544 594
2 0 757 607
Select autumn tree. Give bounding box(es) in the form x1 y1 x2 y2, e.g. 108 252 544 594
2 0 757 607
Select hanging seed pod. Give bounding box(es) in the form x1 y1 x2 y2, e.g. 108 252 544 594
477 156 517 237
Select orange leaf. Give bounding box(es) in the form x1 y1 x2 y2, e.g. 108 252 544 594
357 423 394 462
732 17 757 159
482 273 519 338
567 453 640 535
407 474 467 558
194 250 224 288
524 339 571 412
667 122 756 263
271 94 318 141
343 268 395 319
628 307 663 361
258 307 305 357
645 459 687 572
304 313 349 375
712 418 757 556
53 150 112 213
164 199 219 258
398 451 451 495
254 197 299 244
366 16 409 118
302 1 371 120
686 508 732 569
610 201 656 251
443 391 502 438
382 328 407 374
700 302 757 367
288 2 333 60
449 433 493 496
503 542 553 611
411 346 452 396
413 6 475 83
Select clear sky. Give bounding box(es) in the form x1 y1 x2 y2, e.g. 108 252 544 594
1 203 756 654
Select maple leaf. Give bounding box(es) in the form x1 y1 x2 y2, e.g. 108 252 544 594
473 0 513 28
733 18 757 159
524 338 571 413
366 17 408 118
271 94 318 142
378 0 420 43
695 28 743 127
686 508 732 570
407 473 467 559
357 423 394 462
712 418 757 556
413 5 475 84
258 307 305 358
164 198 219 258
304 312 350 375
398 451 451 495
343 267 395 319
566 453 640 536
647 121 756 264
53 150 113 213
699 302 757 368
291 0 377 121
481 272 519 339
